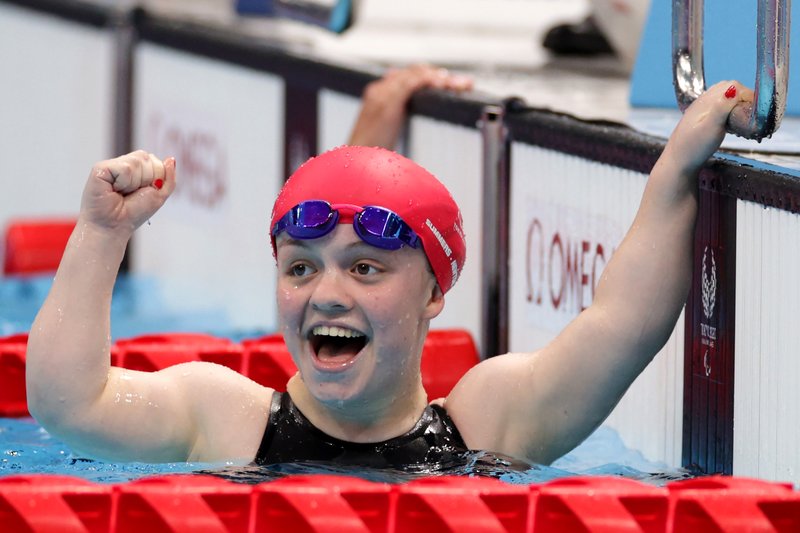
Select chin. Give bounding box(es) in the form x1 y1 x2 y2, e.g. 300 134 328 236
301 368 373 406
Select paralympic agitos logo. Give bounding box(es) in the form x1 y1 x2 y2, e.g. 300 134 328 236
700 246 718 378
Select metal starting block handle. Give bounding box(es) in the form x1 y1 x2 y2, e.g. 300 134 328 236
673 0 791 141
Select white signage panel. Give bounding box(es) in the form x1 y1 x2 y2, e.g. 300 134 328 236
133 43 284 333
0 5 113 227
509 143 683 467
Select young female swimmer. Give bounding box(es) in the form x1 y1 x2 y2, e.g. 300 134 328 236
26 80 751 466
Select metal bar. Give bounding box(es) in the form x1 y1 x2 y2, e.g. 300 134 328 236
110 6 138 273
673 0 705 110
111 7 137 158
673 0 791 141
479 105 510 359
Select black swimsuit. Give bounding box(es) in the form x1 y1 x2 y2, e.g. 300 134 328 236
254 392 469 468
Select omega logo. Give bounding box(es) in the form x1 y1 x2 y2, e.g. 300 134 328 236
525 217 613 314
147 112 228 210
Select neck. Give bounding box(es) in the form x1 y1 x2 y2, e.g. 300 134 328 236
286 375 429 443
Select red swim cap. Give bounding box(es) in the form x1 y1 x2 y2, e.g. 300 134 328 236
270 146 466 293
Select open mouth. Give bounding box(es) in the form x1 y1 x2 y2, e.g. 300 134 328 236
309 325 368 368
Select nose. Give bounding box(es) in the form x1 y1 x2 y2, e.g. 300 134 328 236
310 267 353 314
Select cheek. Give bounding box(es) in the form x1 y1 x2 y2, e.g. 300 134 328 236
276 286 293 307
276 286 304 328
362 292 399 329
369 295 425 344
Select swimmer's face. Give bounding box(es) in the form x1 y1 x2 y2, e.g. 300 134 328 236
275 224 444 406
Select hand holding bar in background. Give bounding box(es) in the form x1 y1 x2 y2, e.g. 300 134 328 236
673 0 791 141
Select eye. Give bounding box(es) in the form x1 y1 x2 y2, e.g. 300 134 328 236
288 262 316 277
353 262 379 276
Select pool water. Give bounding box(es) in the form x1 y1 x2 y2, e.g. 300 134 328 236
0 275 252 340
0 417 691 485
0 275 692 485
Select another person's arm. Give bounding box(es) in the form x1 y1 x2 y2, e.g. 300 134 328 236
26 151 271 463
348 64 472 149
446 81 752 463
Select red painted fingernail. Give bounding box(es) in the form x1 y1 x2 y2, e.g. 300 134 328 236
153 178 164 190
725 85 737 99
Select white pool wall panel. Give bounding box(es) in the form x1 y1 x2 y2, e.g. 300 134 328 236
408 117 484 352
318 89 362 153
0 4 114 225
132 43 284 333
509 142 684 467
734 200 800 482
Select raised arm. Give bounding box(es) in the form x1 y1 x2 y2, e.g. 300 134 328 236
348 64 472 149
446 81 752 463
26 151 271 463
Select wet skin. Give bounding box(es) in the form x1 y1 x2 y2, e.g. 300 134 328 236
275 224 445 442
24 81 754 465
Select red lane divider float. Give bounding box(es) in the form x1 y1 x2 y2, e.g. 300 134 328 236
396 476 530 533
533 476 668 532
1 474 798 532
0 474 113 533
667 476 800 531
115 475 251 533
254 474 392 532
3 218 76 276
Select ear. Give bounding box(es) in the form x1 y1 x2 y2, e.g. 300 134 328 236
422 283 445 320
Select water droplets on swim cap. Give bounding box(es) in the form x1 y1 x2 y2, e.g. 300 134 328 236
270 146 466 293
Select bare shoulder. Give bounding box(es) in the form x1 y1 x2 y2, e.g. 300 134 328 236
443 352 541 454
155 359 272 398
155 361 275 462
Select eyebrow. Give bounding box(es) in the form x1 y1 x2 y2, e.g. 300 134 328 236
278 237 311 249
345 240 380 252
277 237 392 257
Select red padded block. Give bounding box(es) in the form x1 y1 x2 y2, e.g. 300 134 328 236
240 333 285 347
3 219 76 275
0 334 29 417
0 333 121 417
238 329 479 397
253 474 392 533
668 475 800 532
242 334 296 391
395 476 530 533
533 476 669 533
420 329 479 400
115 334 233 348
0 474 112 533
114 474 252 533
114 333 245 374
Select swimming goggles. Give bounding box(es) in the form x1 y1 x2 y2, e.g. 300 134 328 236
272 200 421 251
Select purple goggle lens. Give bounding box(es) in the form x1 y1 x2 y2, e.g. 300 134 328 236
272 200 420 251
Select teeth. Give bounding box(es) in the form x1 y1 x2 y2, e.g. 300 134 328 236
312 326 364 338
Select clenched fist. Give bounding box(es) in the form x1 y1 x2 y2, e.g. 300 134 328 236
80 150 177 237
